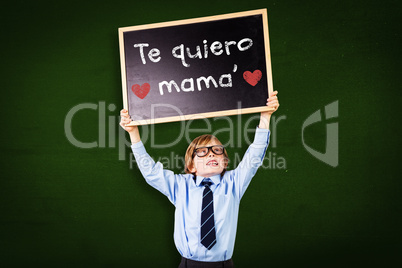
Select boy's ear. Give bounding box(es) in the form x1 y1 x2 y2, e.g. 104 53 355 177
223 157 229 169
188 164 196 173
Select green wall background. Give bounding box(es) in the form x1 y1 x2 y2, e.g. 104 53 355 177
1 0 401 267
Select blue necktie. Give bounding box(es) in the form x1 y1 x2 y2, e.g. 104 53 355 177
201 179 216 250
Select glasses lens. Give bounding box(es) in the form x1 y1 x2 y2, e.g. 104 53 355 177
212 146 224 155
195 147 208 157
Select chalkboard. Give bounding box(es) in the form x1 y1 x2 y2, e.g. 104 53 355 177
119 9 273 125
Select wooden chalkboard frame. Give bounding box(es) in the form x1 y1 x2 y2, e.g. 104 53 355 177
119 9 273 126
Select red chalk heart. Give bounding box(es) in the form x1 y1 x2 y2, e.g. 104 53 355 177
243 70 262 86
132 83 150 99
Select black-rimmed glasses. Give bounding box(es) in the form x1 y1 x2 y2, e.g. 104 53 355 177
193 145 225 157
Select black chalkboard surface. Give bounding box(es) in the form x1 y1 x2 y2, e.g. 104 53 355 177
119 9 273 125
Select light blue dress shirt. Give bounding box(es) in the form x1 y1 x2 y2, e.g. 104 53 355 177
131 127 270 261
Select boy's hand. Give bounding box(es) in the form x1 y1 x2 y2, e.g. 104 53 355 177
259 91 279 129
263 90 279 116
119 109 137 133
120 109 141 144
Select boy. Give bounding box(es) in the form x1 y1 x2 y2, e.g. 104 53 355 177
120 91 279 267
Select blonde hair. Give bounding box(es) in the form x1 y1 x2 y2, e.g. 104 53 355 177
184 134 229 175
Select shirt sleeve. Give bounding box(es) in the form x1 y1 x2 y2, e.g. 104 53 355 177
232 127 270 200
131 141 181 206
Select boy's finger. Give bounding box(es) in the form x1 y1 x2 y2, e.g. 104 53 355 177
120 112 130 118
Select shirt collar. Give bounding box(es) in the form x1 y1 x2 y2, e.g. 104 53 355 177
195 174 221 187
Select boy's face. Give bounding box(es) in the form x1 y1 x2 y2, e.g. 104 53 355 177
189 141 226 178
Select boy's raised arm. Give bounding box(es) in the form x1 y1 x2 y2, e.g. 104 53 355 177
120 108 180 204
120 109 141 144
259 90 280 129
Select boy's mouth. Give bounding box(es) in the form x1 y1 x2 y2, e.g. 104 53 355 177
206 160 218 166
